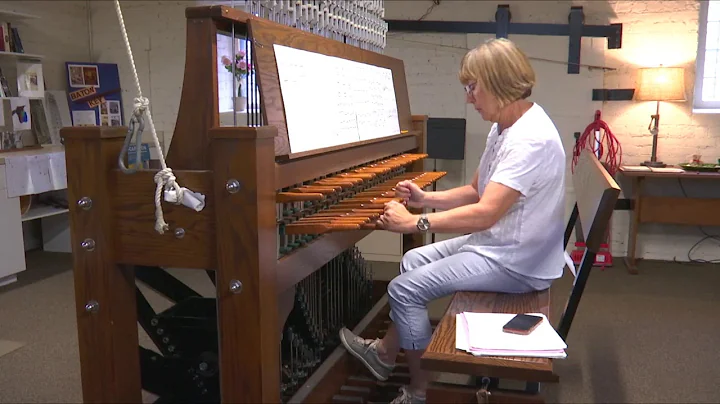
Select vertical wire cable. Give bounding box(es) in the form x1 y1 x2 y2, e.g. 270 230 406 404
245 35 250 127
231 0 237 127
86 0 94 60
251 36 256 126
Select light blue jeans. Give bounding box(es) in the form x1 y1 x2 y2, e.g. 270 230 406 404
387 234 554 350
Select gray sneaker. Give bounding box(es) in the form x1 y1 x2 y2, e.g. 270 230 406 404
338 327 394 381
390 386 426 404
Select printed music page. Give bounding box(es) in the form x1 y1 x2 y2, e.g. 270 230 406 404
323 54 362 146
274 44 332 153
275 44 358 153
273 44 401 154
353 62 400 141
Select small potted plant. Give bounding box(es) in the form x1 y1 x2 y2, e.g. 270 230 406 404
221 50 251 111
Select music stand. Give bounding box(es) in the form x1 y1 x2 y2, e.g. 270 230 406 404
426 118 466 243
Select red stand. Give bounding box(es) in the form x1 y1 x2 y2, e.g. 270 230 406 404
571 242 613 270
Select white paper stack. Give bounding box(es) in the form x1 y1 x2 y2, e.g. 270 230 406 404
455 313 567 359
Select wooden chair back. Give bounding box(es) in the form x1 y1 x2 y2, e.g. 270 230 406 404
419 151 620 403
557 150 620 340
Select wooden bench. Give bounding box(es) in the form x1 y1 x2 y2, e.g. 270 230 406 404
421 150 621 403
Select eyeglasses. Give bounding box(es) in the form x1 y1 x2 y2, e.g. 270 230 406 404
464 82 476 95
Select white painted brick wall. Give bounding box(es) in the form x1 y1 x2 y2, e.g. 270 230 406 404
384 31 468 192
14 0 716 264
600 0 720 263
88 1 192 151
378 0 720 264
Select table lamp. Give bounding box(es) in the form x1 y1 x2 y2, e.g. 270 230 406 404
634 66 686 168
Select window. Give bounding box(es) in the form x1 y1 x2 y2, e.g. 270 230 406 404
694 0 720 112
217 32 259 113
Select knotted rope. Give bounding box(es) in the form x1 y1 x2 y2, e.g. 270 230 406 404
114 0 203 234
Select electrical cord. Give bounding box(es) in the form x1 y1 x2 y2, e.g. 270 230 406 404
676 178 720 263
418 1 441 20
572 110 622 176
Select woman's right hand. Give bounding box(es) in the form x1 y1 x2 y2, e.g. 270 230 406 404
395 180 426 208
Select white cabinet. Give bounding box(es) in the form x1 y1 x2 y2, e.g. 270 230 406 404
0 146 69 287
0 163 26 285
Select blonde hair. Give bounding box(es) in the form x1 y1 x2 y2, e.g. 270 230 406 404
459 38 536 108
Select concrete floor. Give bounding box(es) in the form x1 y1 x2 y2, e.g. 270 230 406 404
1 251 719 403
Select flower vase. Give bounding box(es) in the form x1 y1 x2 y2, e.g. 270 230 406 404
234 83 247 112
234 96 247 112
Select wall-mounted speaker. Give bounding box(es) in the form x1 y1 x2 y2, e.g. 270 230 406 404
427 117 466 160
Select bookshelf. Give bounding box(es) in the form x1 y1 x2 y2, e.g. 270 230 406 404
0 5 44 103
0 10 68 288
20 203 68 222
0 51 43 60
0 10 40 20
0 144 70 287
0 8 47 141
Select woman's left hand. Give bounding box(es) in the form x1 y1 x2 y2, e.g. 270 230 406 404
377 200 417 233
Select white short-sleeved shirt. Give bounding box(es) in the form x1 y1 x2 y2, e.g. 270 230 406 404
459 103 566 280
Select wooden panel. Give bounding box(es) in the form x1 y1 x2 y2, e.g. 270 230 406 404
572 151 621 251
185 4 250 19
210 126 280 403
421 291 558 383
110 169 216 269
286 132 420 160
275 133 419 189
639 196 720 226
427 383 544 404
276 230 372 294
427 383 476 404
62 126 142 403
247 15 413 157
172 4 418 161
301 354 360 403
166 13 219 171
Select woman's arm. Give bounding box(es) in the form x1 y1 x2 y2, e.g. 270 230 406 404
378 180 519 234
422 169 480 210
423 181 520 233
422 140 546 234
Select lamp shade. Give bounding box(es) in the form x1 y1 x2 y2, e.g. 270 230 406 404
634 66 686 101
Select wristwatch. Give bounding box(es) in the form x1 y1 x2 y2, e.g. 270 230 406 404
416 214 430 232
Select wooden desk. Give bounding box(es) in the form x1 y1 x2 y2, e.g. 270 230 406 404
617 166 720 274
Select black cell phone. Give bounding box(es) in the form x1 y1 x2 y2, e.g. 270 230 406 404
502 314 543 335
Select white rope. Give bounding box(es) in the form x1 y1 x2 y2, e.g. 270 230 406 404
114 0 204 234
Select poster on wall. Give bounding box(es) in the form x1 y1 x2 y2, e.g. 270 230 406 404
9 96 31 131
64 62 124 127
127 143 151 169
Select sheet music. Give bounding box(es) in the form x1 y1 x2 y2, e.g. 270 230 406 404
274 44 324 153
322 54 361 147
273 44 401 154
353 61 400 141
